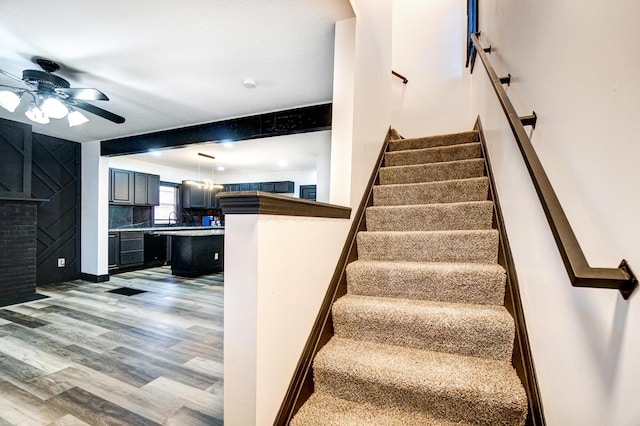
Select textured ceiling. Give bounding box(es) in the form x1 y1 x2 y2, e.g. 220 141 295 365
0 0 354 144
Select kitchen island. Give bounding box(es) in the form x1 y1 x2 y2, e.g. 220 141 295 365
150 228 224 277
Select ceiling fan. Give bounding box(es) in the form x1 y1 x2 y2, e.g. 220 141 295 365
0 58 125 126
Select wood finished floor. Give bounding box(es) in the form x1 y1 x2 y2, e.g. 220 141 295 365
0 266 224 425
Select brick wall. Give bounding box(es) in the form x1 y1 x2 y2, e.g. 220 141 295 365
0 201 37 301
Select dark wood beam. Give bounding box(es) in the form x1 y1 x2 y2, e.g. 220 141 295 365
101 103 332 156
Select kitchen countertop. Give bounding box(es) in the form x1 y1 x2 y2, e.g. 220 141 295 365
150 229 225 237
110 226 224 232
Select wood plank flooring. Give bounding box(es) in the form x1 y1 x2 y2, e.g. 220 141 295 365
0 266 224 425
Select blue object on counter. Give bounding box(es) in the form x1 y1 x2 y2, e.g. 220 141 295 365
202 216 214 226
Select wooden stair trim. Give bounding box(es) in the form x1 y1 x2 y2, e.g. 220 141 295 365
476 117 546 426
273 128 392 425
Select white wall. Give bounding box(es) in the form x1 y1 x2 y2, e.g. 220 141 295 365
80 140 109 277
224 1 393 423
223 214 350 425
469 1 640 424
108 130 331 200
108 156 316 199
391 0 474 137
348 0 393 208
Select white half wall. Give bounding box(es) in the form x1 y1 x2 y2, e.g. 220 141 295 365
223 213 350 425
470 0 640 424
391 0 475 137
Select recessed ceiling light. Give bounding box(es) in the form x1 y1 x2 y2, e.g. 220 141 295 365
243 78 257 89
217 166 225 171
222 142 234 149
278 159 288 168
149 150 162 157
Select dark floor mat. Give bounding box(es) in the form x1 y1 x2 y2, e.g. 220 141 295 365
107 287 147 296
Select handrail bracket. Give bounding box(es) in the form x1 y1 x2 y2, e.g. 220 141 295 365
519 112 537 128
619 260 638 299
500 74 512 86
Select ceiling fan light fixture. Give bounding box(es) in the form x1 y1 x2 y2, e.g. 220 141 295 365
25 102 50 124
0 91 21 113
41 97 68 119
68 109 89 127
242 78 257 89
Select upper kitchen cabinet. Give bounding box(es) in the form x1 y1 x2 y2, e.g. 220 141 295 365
110 168 134 204
261 181 294 194
182 181 222 209
182 181 207 209
110 168 159 206
134 172 160 206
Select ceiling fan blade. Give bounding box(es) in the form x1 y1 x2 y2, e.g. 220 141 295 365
72 100 125 124
57 87 109 101
0 68 32 88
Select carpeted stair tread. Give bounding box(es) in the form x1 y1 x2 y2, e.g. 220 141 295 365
380 158 485 185
314 338 528 426
373 177 489 206
357 229 499 264
291 392 473 426
388 131 479 152
295 128 528 424
332 295 514 360
366 201 493 232
385 142 482 167
346 260 506 305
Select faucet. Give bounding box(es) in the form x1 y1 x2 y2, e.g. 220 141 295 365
168 211 178 225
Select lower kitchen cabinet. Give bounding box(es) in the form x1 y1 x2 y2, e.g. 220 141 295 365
118 232 144 268
144 233 168 267
108 233 119 269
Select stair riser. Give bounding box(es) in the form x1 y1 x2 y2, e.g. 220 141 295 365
385 143 482 167
389 131 479 152
366 202 493 232
346 262 506 305
357 231 499 263
373 177 489 206
314 369 526 426
380 158 485 185
332 301 515 361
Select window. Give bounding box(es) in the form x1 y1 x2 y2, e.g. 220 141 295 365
154 184 178 225
466 0 478 67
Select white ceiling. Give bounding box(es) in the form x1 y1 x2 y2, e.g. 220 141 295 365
0 0 354 146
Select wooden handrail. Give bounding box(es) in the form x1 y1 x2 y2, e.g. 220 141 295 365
469 32 637 299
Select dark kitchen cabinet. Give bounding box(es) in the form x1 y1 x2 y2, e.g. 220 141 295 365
108 232 119 269
110 169 134 204
110 168 158 206
182 181 207 208
146 174 160 205
134 172 160 206
261 181 294 194
144 233 167 267
119 231 144 267
182 181 221 209
300 185 317 201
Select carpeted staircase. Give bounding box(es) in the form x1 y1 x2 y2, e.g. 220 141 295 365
291 130 528 425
